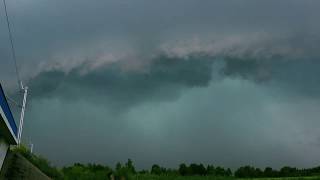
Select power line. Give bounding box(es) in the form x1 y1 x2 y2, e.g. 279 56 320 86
2 0 21 89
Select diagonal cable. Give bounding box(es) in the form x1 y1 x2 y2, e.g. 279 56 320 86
2 0 21 89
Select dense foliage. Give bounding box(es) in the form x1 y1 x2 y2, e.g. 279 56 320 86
62 163 112 180
12 146 63 179
178 164 232 176
14 146 320 180
234 165 320 178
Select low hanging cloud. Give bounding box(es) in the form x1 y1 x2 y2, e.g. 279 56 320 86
27 32 320 111
29 54 215 109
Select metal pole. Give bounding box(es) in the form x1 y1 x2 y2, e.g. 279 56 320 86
17 85 28 145
30 143 33 153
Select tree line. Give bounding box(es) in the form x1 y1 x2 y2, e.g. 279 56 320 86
60 159 320 179
235 165 320 178
12 146 320 179
61 161 320 179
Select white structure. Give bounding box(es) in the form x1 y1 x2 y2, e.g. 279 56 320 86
0 84 18 170
17 84 28 145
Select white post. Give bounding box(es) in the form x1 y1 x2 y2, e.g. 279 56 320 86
30 143 33 153
17 85 28 145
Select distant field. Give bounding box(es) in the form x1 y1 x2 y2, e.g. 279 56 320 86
130 175 320 180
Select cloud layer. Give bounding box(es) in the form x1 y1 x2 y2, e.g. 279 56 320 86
1 0 320 169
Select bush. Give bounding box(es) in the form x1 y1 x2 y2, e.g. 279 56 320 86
62 163 113 180
12 145 63 179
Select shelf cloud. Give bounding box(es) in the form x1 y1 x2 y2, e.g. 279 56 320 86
1 0 320 169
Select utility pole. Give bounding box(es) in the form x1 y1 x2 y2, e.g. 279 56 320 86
17 82 28 145
2 0 29 147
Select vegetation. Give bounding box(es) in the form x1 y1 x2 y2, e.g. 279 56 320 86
12 145 63 179
12 146 320 180
234 166 320 178
130 175 320 180
62 163 112 180
130 175 236 180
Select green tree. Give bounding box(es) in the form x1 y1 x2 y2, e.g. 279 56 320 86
151 164 162 175
235 166 257 178
125 159 136 174
179 163 188 176
264 167 279 177
206 165 215 175
116 162 122 172
226 168 232 176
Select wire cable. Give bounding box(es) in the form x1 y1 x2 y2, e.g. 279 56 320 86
2 0 21 89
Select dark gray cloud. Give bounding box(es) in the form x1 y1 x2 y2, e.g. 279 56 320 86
29 53 320 108
29 55 214 110
222 58 320 98
10 48 320 170
23 75 320 169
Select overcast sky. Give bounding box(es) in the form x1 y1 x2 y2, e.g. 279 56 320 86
1 0 320 169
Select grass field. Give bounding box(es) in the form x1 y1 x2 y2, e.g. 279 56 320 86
130 175 320 180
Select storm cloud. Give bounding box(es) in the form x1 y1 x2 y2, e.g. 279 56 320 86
28 44 320 108
29 55 215 108
1 0 320 170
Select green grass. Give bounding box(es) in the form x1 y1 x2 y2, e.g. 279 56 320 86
130 174 235 180
129 175 320 180
239 177 320 180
